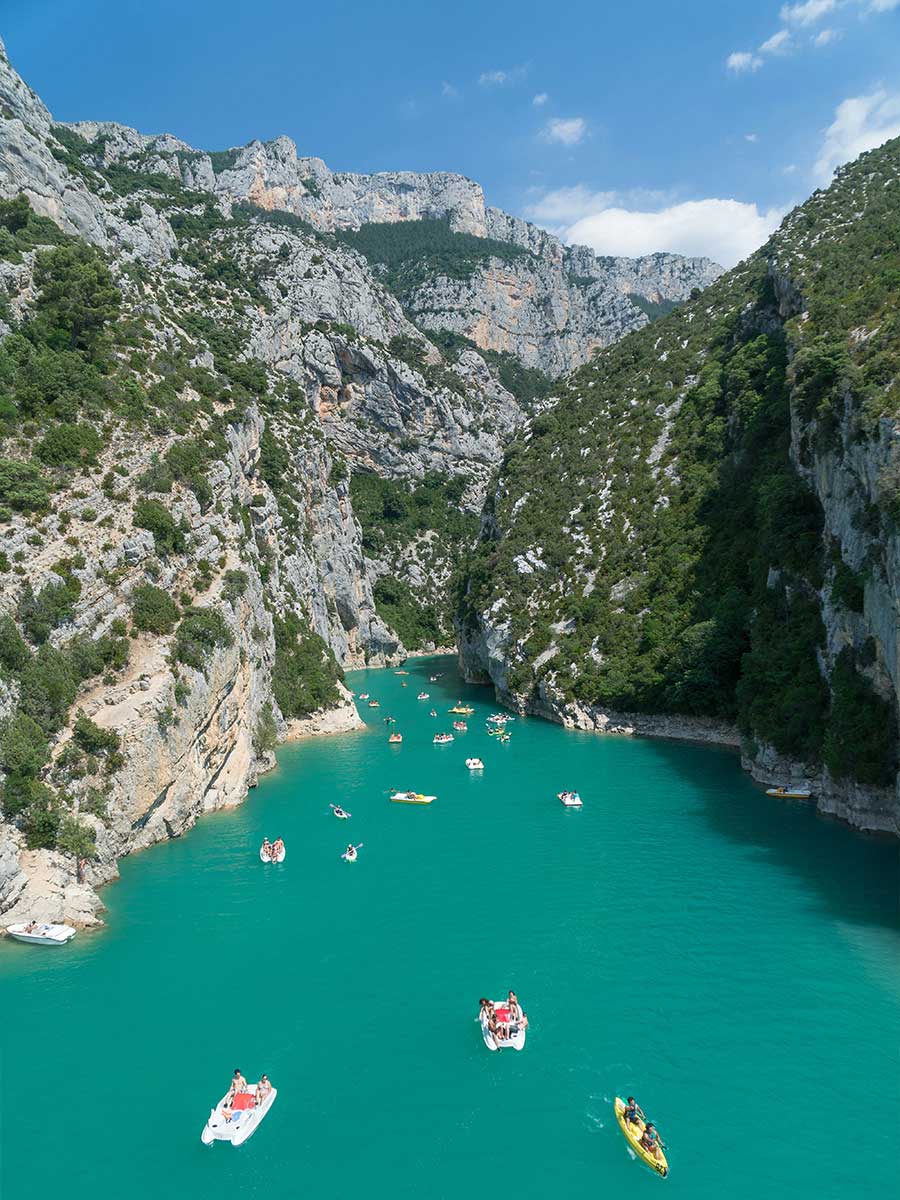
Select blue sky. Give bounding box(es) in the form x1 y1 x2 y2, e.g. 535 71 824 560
4 0 900 264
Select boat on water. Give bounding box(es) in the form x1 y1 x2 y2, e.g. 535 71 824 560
613 1097 668 1177
260 840 286 862
6 922 76 946
429 672 444 681
766 785 813 800
487 713 514 725
489 729 511 742
342 843 363 861
429 709 437 717
449 704 474 715
433 733 454 744
390 791 436 804
558 791 582 808
479 999 527 1051
417 692 430 700
395 670 409 675
388 732 403 743
201 1082 277 1147
330 804 351 820
359 693 370 700
465 758 484 770
452 720 467 731
368 700 380 708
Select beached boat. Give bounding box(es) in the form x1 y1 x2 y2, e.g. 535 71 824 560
558 791 582 807
449 704 474 715
6 922 76 946
433 733 454 744
613 1097 668 1177
452 720 467 731
388 732 403 743
260 841 286 862
465 758 484 770
417 692 430 700
479 1000 527 1051
765 785 813 800
201 1082 277 1147
390 791 436 804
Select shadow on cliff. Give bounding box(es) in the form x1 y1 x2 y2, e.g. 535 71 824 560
646 737 899 933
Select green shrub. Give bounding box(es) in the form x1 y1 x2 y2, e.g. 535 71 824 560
222 569 248 604
253 702 278 755
23 789 61 849
174 607 234 670
831 561 865 613
130 584 179 634
271 612 341 718
373 575 442 650
0 615 30 673
0 712 49 777
133 498 186 555
0 458 50 513
56 814 96 859
18 579 80 643
824 648 897 785
35 422 103 467
17 645 77 734
30 241 120 359
73 711 120 754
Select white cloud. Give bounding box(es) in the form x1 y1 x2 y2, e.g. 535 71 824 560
532 92 549 107
726 51 763 72
812 27 840 44
783 162 799 174
780 0 835 24
479 69 508 85
745 132 760 142
526 192 783 268
866 0 900 12
814 88 900 181
759 29 792 54
441 81 459 99
541 117 587 146
478 64 528 86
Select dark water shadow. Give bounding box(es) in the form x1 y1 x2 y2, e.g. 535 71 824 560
644 736 899 933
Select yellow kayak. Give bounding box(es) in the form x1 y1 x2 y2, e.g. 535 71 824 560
614 1097 668 1177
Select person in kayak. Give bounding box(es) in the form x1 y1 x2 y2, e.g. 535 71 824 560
623 1097 645 1126
333 805 346 818
640 1123 663 1162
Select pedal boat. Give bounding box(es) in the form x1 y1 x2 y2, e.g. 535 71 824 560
201 1082 277 1147
479 1000 526 1051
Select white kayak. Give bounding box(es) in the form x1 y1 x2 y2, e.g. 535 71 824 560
260 844 286 863
6 922 76 946
465 758 485 770
201 1082 277 1146
479 1001 527 1052
331 806 351 820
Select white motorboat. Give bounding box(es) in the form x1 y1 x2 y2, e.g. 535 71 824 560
200 1081 277 1147
765 785 813 800
479 1000 527 1052
390 791 435 804
358 693 370 700
417 692 430 700
558 791 583 807
6 922 76 946
433 733 454 744
260 842 286 862
465 758 485 770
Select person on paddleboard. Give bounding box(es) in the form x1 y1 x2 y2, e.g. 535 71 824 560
624 1097 645 1126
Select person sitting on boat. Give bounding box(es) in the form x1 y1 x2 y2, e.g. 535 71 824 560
506 990 528 1029
256 1074 272 1102
640 1123 662 1161
228 1069 247 1101
623 1096 645 1126
273 838 284 857
261 837 272 860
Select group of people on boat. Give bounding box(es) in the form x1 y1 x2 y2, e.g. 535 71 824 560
479 992 528 1042
622 1097 664 1164
260 837 285 862
221 1068 273 1121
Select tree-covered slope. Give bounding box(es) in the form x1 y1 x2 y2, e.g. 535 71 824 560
458 137 900 830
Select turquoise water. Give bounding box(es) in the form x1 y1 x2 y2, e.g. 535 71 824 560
1 656 898 1198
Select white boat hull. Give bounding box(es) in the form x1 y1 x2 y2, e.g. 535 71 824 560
558 793 582 807
260 846 286 862
390 792 436 804
6 922 76 945
479 1003 527 1052
201 1083 277 1146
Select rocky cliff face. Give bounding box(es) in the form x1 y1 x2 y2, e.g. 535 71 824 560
458 139 900 837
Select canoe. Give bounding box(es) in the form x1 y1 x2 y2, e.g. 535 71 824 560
614 1097 668 1177
201 1082 277 1147
260 844 286 862
479 1000 527 1051
6 922 76 946
390 791 435 804
766 786 812 800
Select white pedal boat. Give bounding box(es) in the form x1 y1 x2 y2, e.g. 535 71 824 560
433 734 453 744
558 791 583 807
465 758 485 770
390 791 435 804
259 843 286 862
6 922 76 946
201 1082 277 1146
480 1001 527 1051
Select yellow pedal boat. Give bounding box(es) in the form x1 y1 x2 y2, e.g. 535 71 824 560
614 1097 668 1177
